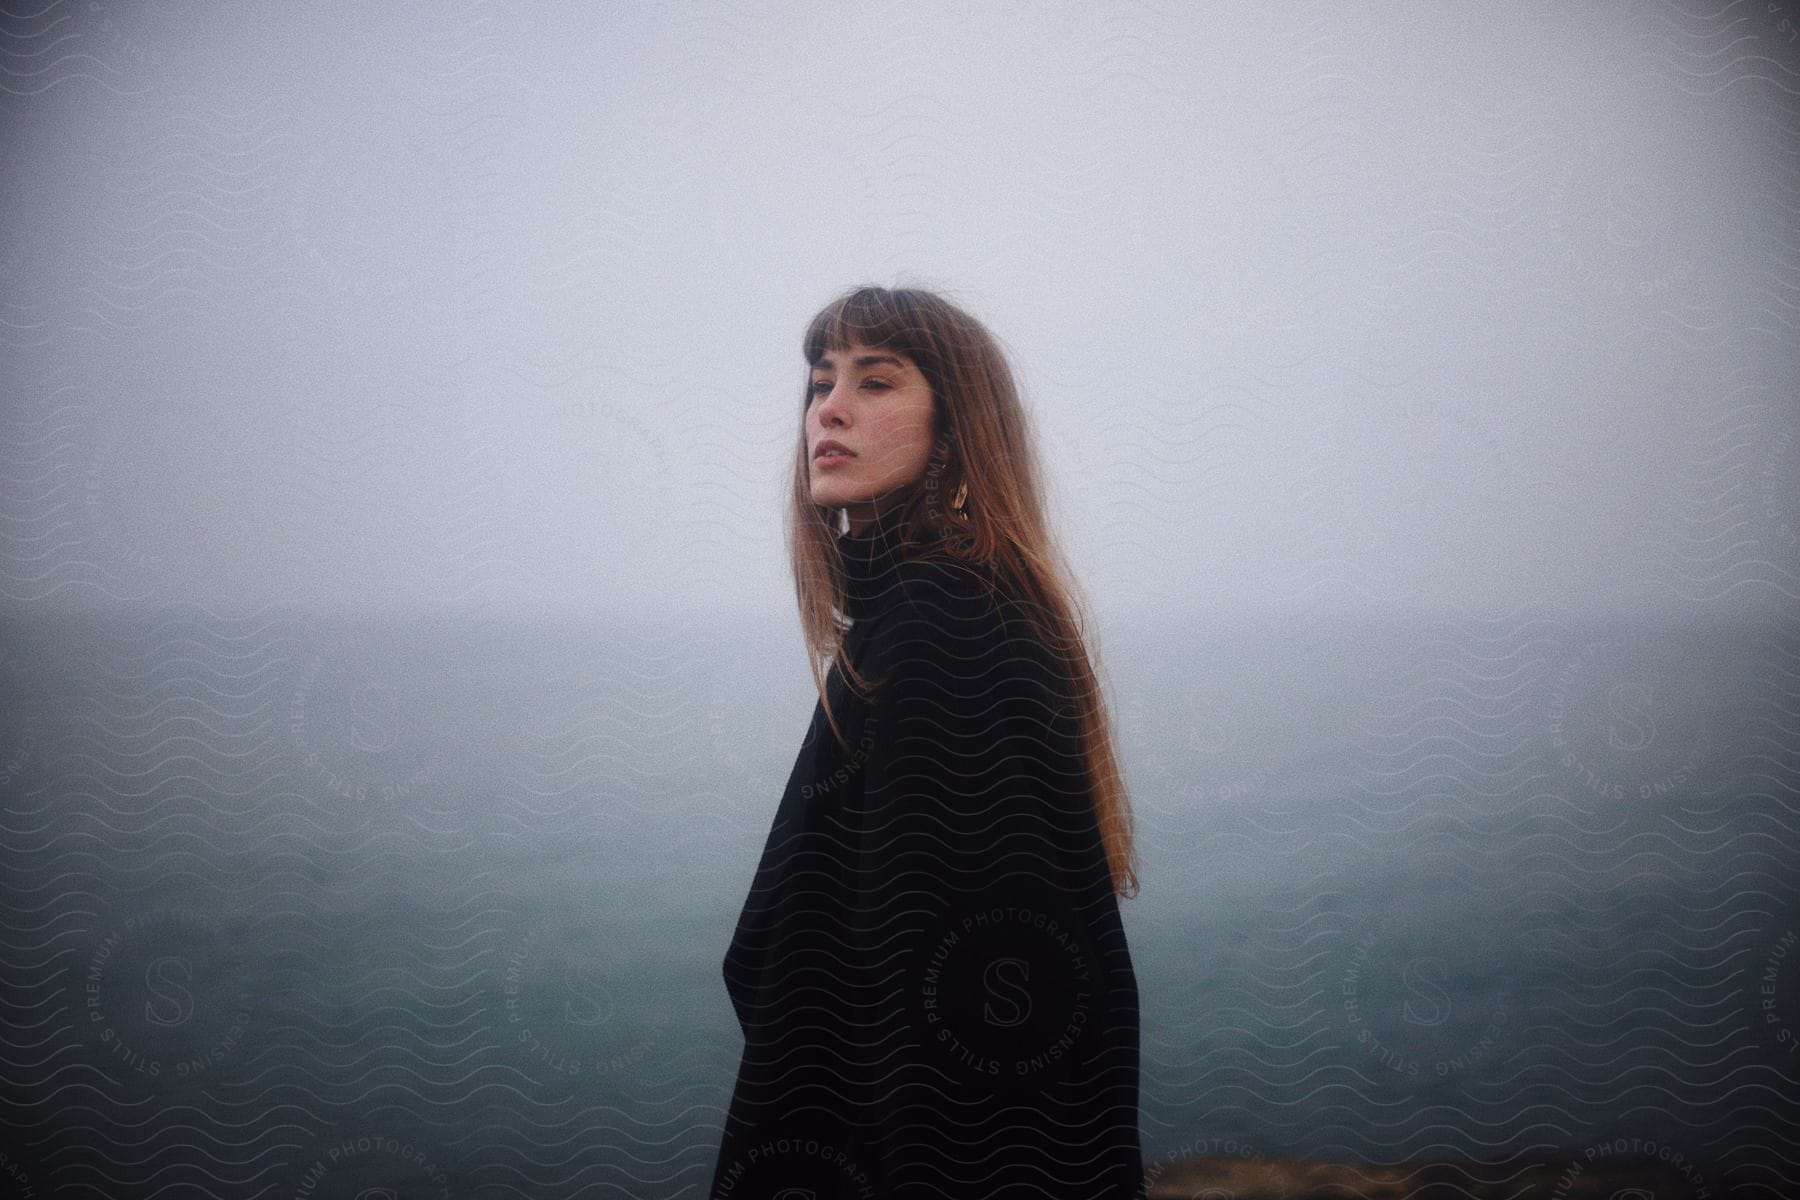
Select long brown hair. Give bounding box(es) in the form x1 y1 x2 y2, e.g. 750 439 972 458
786 283 1142 902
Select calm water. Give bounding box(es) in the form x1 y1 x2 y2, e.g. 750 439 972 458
1 604 1795 1197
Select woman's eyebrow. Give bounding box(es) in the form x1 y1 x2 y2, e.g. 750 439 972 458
813 353 905 372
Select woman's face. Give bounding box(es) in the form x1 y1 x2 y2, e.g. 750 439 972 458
806 341 937 534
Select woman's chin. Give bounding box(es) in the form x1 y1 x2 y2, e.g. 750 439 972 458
811 485 858 509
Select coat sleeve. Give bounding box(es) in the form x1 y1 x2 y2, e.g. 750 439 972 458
842 562 1144 1200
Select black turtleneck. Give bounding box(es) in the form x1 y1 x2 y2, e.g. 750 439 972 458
834 501 948 626
712 508 1144 1200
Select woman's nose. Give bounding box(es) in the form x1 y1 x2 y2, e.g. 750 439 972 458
814 384 847 423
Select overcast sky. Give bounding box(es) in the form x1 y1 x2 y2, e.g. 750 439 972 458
3 1 1795 626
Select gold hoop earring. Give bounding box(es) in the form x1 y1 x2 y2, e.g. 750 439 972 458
950 479 969 520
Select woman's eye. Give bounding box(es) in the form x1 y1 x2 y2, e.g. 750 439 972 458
809 378 892 399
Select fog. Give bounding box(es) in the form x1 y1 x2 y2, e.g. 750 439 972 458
3 1 1794 625
5 5 1800 1196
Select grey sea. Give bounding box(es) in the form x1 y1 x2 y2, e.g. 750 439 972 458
1 604 1795 1198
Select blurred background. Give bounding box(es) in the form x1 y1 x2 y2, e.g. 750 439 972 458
2 1 1796 1196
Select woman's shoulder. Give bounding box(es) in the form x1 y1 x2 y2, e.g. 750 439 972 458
883 550 1007 630
865 553 1069 685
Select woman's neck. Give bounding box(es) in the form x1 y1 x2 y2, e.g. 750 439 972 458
841 500 896 537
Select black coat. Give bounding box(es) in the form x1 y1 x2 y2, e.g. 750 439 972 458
710 505 1145 1200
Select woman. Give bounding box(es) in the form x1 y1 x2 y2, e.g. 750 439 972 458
710 285 1145 1199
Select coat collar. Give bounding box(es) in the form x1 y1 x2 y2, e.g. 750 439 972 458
837 501 944 622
